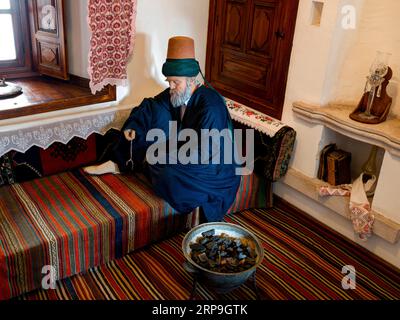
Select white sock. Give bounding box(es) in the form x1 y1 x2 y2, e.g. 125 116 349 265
83 160 120 175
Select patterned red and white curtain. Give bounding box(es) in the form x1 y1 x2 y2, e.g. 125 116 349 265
87 0 137 94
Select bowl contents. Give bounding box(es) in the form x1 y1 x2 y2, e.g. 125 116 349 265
189 228 258 273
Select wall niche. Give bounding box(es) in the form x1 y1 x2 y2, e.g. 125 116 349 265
318 127 385 194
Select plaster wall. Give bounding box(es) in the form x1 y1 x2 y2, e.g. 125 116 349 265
65 0 210 106
332 0 400 117
276 0 400 267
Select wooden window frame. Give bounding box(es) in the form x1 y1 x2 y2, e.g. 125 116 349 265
0 0 35 78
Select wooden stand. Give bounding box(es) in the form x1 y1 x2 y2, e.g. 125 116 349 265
189 270 262 300
350 67 393 124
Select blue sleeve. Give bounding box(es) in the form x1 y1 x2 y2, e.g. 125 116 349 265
176 90 233 166
122 90 172 152
122 98 153 132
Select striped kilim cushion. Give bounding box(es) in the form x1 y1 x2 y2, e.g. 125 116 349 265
0 169 266 300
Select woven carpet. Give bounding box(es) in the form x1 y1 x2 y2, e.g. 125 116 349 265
15 204 400 300
0 169 266 300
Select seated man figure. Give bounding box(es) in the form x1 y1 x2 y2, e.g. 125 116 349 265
84 36 241 222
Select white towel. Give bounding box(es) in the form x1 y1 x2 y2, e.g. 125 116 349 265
349 173 375 240
318 172 376 240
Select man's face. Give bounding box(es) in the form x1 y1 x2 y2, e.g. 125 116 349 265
167 76 192 108
167 76 187 95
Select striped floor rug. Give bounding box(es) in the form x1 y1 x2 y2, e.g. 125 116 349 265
15 203 400 300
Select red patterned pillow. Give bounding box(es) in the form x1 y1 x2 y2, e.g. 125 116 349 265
40 135 97 176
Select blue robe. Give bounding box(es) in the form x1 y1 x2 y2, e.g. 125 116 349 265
114 86 241 222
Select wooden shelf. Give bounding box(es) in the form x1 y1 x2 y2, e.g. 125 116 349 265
0 75 116 120
292 101 400 157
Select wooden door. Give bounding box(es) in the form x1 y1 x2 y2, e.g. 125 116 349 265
206 0 299 119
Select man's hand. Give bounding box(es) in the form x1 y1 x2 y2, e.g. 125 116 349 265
124 129 136 141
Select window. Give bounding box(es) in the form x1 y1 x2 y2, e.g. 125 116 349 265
0 1 17 60
0 0 68 79
0 0 33 77
0 0 116 120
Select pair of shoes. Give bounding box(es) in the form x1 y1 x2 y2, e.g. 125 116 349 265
83 160 121 175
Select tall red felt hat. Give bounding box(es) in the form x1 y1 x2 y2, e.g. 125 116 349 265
166 36 195 59
162 36 199 77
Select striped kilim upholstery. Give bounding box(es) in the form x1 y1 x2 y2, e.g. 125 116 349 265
16 207 400 300
0 169 266 300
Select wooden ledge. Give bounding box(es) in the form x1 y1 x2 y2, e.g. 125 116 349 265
0 75 116 120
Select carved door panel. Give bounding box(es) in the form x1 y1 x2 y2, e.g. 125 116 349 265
28 0 68 80
206 0 299 119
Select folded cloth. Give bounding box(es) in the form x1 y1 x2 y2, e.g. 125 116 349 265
318 173 376 240
318 184 351 197
349 173 375 240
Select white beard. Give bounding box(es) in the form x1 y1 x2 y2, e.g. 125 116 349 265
170 80 192 108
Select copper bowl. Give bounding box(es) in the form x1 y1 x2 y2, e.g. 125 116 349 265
182 222 264 293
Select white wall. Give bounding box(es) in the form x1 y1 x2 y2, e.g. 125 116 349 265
123 0 210 106
65 0 90 78
281 0 364 177
276 0 400 268
332 0 400 117
65 0 210 106
279 0 400 197
372 153 400 222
